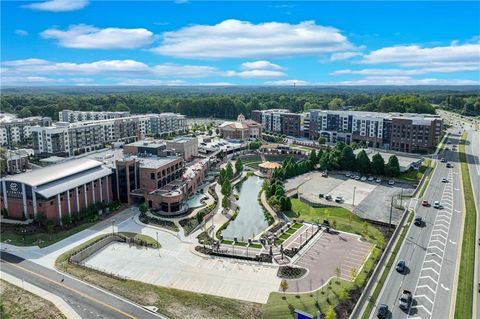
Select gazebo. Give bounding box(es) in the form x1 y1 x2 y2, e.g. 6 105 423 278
258 161 282 178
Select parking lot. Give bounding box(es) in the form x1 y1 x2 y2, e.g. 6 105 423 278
285 172 414 225
284 231 372 293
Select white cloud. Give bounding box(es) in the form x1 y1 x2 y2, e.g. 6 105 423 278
15 29 28 37
22 0 88 12
1 76 65 85
241 60 284 71
264 79 310 86
152 19 352 58
337 76 479 86
360 43 480 68
234 70 286 78
195 82 235 86
152 64 223 78
330 51 361 61
116 79 186 86
331 64 480 76
41 24 154 49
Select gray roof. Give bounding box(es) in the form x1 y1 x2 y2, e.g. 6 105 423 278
35 166 112 198
3 158 104 187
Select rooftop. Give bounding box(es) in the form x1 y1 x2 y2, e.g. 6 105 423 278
121 155 180 169
125 140 166 148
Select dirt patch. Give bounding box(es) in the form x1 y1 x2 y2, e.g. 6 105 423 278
0 279 66 319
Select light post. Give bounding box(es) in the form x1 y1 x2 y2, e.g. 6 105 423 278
111 219 115 235
352 186 356 206
389 197 393 231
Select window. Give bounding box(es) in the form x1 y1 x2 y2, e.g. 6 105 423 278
50 201 54 205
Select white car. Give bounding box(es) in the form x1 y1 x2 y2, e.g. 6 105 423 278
345 172 351 177
335 196 343 203
376 178 382 183
368 176 374 181
361 176 367 181
388 180 395 185
433 201 442 209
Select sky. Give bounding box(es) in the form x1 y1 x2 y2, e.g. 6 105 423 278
1 0 480 86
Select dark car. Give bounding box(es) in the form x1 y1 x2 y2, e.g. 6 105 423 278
377 304 389 319
446 163 453 168
414 217 423 226
396 260 406 273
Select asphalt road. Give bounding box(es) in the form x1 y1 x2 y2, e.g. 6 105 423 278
0 251 166 319
371 131 464 319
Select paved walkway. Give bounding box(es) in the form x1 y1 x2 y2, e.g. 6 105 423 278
1 271 82 319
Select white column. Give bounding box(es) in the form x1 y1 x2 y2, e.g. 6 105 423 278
91 181 96 203
2 180 8 210
32 187 37 219
98 178 103 203
21 183 28 219
75 186 80 212
84 184 88 207
57 193 62 225
66 190 71 217
105 176 110 204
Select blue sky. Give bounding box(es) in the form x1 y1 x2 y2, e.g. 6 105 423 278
1 0 479 86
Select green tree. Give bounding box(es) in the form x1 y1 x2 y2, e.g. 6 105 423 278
226 163 234 179
371 153 385 175
18 108 32 118
222 195 229 209
335 141 346 151
0 148 7 176
221 180 232 196
235 159 243 173
340 146 356 171
318 137 326 145
325 305 337 319
280 279 289 299
308 149 317 165
328 98 344 110
385 155 400 177
356 150 371 174
139 203 148 214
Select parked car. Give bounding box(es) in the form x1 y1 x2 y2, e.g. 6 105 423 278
345 172 351 177
376 178 382 183
440 158 446 162
414 217 423 226
446 163 452 168
325 194 332 201
399 290 412 310
433 201 442 209
335 196 343 203
442 177 448 183
368 176 374 181
421 200 430 207
355 176 360 180
388 180 395 185
361 176 367 181
377 304 389 319
321 171 328 177
396 260 406 273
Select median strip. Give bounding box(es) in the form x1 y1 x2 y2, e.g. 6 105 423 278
454 132 476 319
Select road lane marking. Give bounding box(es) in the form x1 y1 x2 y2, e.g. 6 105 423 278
448 240 456 245
440 283 450 291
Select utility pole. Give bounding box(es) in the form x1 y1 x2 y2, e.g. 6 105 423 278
389 196 393 231
353 186 356 206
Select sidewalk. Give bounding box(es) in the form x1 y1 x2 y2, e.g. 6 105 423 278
1 271 82 319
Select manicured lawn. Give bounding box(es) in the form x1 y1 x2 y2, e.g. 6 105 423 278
119 232 161 248
398 160 429 183
361 211 413 319
275 222 302 245
0 279 67 319
286 200 385 247
0 221 96 248
454 132 476 319
56 234 262 319
262 279 354 319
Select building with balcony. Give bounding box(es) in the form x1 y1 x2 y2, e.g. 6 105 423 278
0 114 52 147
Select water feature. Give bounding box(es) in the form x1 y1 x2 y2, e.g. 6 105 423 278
222 175 269 241
186 192 206 208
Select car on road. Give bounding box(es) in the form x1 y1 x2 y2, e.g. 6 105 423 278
335 196 343 203
440 158 446 162
388 180 395 185
396 260 406 273
414 217 423 226
361 176 367 181
368 176 374 181
442 177 448 183
421 200 430 207
376 178 382 183
399 290 412 310
433 201 442 209
446 162 452 168
377 304 389 319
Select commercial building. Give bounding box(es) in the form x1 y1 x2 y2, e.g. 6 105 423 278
0 115 52 147
3 149 32 175
218 114 262 140
58 110 130 123
124 140 167 157
1 158 113 223
32 113 187 157
253 109 443 153
166 137 199 160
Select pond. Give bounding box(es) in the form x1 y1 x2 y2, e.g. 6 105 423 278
222 175 269 241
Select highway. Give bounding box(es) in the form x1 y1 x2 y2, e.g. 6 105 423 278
0 251 165 319
371 130 464 319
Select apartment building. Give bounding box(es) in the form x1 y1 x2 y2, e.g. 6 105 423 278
32 113 187 157
0 116 52 147
252 109 308 138
389 115 443 153
252 109 290 133
58 110 130 122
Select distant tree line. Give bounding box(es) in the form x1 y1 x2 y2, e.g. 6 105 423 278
2 91 478 120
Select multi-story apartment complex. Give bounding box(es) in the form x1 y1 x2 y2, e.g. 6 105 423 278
32 113 187 157
254 109 443 153
0 116 52 147
58 110 130 122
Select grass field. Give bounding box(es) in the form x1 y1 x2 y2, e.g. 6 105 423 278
286 200 385 247
454 132 476 319
0 279 66 319
361 211 413 319
399 159 430 183
0 221 96 248
119 231 161 248
56 234 262 319
240 155 263 169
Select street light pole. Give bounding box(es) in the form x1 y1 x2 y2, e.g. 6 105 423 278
353 186 356 206
111 219 115 235
389 197 393 230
